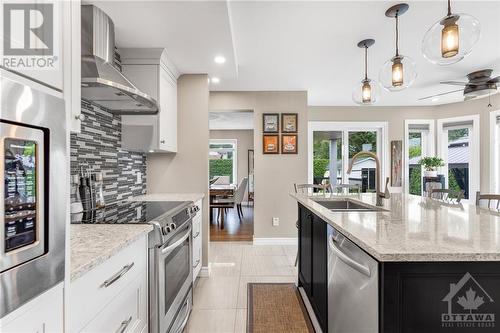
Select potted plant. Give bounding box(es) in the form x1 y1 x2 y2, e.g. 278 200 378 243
419 157 444 177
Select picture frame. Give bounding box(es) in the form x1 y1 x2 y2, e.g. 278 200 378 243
281 134 298 154
262 113 279 133
263 135 279 154
281 113 298 133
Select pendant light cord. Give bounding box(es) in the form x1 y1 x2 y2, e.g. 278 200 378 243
447 0 452 16
395 13 400 57
364 45 368 80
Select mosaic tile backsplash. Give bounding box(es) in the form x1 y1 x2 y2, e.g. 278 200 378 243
70 101 147 210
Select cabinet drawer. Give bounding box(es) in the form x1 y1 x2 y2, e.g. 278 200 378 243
81 272 147 333
192 214 201 239
70 237 147 332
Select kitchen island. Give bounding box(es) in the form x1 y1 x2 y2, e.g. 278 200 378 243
292 193 500 333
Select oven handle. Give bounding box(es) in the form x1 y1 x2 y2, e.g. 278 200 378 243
173 296 191 333
161 227 191 255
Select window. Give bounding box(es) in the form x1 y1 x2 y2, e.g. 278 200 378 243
209 139 237 185
437 116 480 201
491 110 500 193
309 122 388 193
404 120 435 196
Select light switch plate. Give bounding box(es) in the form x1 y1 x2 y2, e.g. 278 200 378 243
272 217 280 226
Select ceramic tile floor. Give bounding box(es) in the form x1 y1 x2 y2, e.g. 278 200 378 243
185 242 298 333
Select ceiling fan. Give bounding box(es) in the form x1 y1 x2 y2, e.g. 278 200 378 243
419 69 499 101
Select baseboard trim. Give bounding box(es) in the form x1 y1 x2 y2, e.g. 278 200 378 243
253 237 298 245
199 264 211 278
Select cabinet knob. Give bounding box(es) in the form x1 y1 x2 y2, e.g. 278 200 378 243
75 114 86 121
160 139 166 144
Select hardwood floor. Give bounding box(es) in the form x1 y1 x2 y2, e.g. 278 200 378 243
210 204 254 241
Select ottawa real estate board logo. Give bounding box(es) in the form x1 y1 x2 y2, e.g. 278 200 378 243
1 2 59 70
441 272 495 329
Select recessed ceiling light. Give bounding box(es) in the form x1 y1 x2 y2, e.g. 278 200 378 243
214 56 226 64
211 77 220 84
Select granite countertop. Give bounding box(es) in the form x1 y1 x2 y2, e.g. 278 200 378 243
70 224 153 281
291 193 500 262
129 192 205 203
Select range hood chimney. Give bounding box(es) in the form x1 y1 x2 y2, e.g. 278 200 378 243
81 5 158 114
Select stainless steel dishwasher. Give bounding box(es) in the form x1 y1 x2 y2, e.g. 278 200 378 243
327 225 378 333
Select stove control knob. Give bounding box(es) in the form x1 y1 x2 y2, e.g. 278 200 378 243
163 226 171 234
170 223 177 230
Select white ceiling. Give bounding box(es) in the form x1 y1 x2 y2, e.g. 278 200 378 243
209 111 254 130
88 1 500 106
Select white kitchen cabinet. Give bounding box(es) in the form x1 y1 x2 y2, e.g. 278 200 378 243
70 236 148 333
0 283 64 333
119 48 179 153
192 199 203 280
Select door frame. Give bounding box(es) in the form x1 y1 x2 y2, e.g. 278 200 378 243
308 121 389 186
436 114 480 202
490 109 500 193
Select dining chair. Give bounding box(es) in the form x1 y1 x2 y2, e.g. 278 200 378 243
476 191 500 210
213 177 249 225
429 188 465 203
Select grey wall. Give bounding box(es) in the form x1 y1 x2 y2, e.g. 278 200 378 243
147 74 210 265
70 101 147 206
210 91 308 239
209 129 254 201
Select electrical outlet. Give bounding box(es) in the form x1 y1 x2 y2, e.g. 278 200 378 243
272 217 280 226
136 171 142 184
136 206 142 220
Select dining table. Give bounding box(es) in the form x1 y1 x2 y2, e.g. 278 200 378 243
209 184 237 229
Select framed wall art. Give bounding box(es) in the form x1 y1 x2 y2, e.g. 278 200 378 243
263 135 279 154
281 134 298 154
262 113 279 133
281 113 298 133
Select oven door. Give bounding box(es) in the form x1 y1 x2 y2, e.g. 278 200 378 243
157 222 193 333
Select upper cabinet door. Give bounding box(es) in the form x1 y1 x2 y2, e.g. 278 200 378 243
1 0 64 91
159 67 177 152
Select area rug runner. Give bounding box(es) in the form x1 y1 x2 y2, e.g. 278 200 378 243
247 283 314 333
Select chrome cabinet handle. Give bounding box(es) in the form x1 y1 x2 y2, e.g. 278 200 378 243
160 139 165 144
193 259 200 268
328 236 371 277
101 262 135 288
161 227 191 254
116 316 132 333
193 230 200 238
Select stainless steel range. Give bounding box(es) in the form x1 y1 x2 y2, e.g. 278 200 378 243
71 200 199 333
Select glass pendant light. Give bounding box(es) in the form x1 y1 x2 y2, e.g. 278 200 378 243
352 39 379 105
379 3 417 92
422 0 480 66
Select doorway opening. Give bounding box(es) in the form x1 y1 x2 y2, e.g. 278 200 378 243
208 111 254 241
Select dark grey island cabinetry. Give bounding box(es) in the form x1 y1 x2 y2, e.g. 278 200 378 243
296 197 500 333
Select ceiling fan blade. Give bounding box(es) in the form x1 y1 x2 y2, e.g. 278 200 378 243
440 81 475 86
487 76 500 84
419 89 464 101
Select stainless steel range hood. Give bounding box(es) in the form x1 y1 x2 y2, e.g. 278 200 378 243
81 5 158 114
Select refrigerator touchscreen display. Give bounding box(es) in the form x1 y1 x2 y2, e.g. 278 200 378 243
4 138 38 252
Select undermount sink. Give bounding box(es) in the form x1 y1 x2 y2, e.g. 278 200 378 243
311 198 386 212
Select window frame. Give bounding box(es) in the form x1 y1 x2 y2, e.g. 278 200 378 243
437 115 480 202
209 139 238 185
308 121 389 187
404 119 435 195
